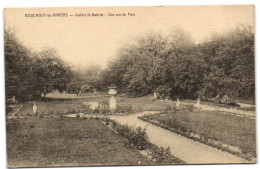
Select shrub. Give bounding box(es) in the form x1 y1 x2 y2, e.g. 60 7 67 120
106 119 149 150
99 105 110 114
141 113 190 134
6 106 13 115
114 105 133 114
54 109 63 116
76 113 80 119
67 108 76 114
221 94 236 105
39 114 44 118
183 104 196 112
148 146 184 164
99 118 185 164
131 127 148 150
91 104 110 114
164 105 178 113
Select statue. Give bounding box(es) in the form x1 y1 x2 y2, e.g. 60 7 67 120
196 98 201 109
33 102 38 115
176 98 181 109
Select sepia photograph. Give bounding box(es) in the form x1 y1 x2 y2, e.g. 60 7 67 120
4 5 256 168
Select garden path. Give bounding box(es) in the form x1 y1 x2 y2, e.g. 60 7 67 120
164 100 255 119
111 111 250 164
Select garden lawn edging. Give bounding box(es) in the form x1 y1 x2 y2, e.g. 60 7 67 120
138 114 256 162
99 117 186 165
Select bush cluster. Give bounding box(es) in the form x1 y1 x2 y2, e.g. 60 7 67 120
109 120 149 150
101 118 185 164
114 105 133 114
182 104 196 112
148 146 179 164
142 114 188 134
90 104 133 115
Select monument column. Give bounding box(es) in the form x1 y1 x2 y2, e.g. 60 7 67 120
108 86 117 112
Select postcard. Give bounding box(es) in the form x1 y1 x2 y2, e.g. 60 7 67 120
4 6 255 168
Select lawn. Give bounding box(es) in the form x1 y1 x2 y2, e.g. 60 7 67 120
14 94 170 117
140 110 256 158
15 99 86 116
82 95 170 112
6 117 151 168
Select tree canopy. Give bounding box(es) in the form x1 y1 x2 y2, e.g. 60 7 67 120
101 25 255 102
5 24 255 104
5 28 73 102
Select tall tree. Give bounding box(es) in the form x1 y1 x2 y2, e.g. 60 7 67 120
31 48 72 99
5 28 34 102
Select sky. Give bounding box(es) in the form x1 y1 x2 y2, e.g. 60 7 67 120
4 5 254 69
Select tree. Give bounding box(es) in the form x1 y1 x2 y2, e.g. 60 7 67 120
5 28 74 102
31 48 72 99
5 28 34 102
101 29 207 98
199 24 255 101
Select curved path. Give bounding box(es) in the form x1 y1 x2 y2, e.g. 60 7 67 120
111 111 250 164
164 100 255 119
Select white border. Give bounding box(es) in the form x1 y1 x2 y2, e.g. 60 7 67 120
0 1 258 169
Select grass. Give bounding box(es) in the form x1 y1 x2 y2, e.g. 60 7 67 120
14 99 86 116
140 110 256 159
102 118 185 164
6 117 152 168
14 94 170 117
82 95 170 112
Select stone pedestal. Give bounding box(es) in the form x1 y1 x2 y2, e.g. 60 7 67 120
110 96 117 112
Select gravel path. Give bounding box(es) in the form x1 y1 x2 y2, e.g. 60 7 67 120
111 111 251 164
196 104 255 118
165 100 255 119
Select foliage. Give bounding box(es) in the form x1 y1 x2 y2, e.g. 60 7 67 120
114 105 133 114
148 146 177 164
199 24 255 101
67 65 103 95
5 28 35 101
107 120 149 150
5 28 73 102
5 24 255 104
31 48 73 99
103 118 185 164
182 104 196 112
92 105 110 114
101 25 254 102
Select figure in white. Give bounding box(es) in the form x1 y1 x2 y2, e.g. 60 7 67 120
176 98 181 109
196 98 201 109
33 102 38 115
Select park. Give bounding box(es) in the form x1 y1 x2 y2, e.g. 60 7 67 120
4 6 255 168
